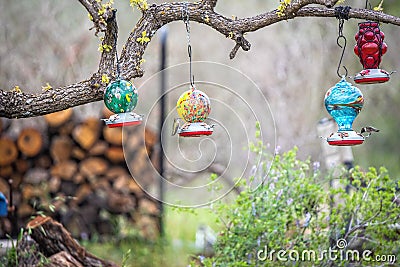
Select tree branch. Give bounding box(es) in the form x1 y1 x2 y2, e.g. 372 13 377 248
78 0 115 35
201 0 218 10
2 0 400 119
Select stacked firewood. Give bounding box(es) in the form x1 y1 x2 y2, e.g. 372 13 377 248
0 107 160 240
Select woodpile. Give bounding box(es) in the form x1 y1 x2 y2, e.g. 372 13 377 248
0 107 160 240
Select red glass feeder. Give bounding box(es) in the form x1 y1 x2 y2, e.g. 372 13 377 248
353 21 390 84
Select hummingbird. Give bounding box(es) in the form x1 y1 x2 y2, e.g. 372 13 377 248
172 118 180 136
360 126 380 137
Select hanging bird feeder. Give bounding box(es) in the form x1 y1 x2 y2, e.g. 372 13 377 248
324 77 365 146
101 16 143 128
173 87 214 137
353 21 391 84
321 6 380 146
322 8 367 146
172 3 214 137
102 79 143 128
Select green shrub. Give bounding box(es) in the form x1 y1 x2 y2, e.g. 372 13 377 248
200 139 400 266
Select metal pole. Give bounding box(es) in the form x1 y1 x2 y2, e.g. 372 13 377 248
158 26 168 237
8 179 17 238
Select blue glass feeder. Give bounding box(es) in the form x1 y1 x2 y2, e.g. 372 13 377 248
102 79 143 128
324 77 365 146
0 192 7 217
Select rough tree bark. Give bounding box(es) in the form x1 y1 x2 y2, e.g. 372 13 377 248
1 0 400 119
26 216 118 267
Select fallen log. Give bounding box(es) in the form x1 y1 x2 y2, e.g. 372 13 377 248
45 251 84 267
27 216 118 267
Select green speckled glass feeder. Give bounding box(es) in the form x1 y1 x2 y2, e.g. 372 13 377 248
102 79 143 128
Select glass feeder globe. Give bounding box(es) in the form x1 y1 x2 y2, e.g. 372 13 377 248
176 88 211 123
173 87 214 137
102 79 142 128
104 79 138 113
324 77 364 146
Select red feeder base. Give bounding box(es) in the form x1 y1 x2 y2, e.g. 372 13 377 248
107 120 142 128
327 139 364 146
179 130 213 137
102 112 143 128
177 122 214 137
326 131 364 146
354 69 390 84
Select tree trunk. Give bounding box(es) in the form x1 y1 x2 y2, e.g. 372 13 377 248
27 216 119 267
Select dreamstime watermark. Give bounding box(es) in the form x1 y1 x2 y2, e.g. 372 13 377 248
256 239 396 264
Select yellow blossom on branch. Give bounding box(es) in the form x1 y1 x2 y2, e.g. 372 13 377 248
42 83 53 91
98 44 113 52
276 0 291 17
130 0 148 11
102 74 110 84
374 0 384 11
11 85 22 93
136 31 150 45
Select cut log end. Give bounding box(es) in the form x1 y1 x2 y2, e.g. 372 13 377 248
0 137 18 166
17 128 43 157
73 118 100 150
44 108 73 127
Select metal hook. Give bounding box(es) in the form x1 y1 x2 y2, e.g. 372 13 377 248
336 35 348 78
335 11 349 78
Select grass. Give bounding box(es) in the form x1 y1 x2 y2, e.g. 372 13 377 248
82 206 222 267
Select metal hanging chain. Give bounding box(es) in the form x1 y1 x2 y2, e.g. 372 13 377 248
182 3 195 88
114 32 121 79
335 6 351 78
